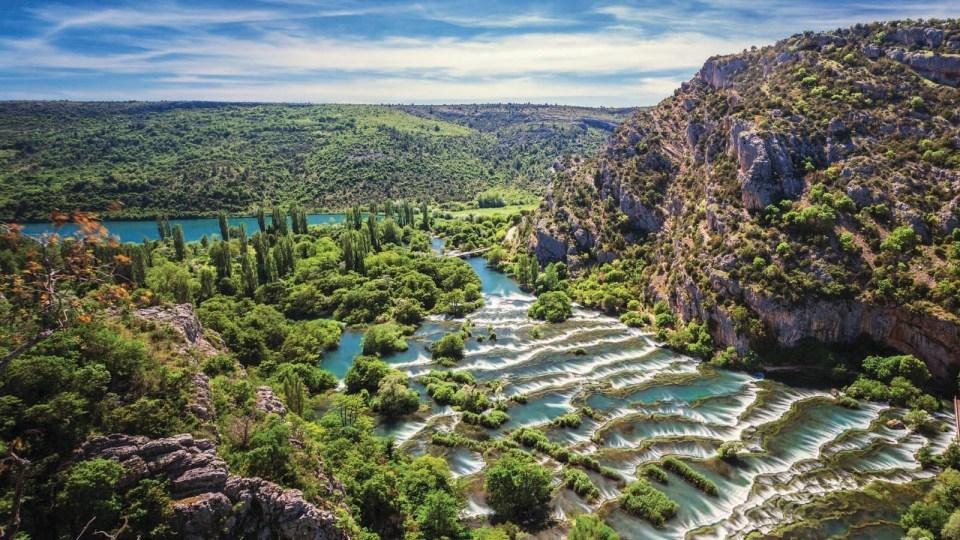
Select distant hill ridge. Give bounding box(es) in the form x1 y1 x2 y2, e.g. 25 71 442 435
0 102 634 220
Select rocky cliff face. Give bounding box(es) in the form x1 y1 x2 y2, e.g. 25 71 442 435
533 20 960 375
77 433 350 540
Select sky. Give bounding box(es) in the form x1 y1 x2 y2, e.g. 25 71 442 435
0 1 957 106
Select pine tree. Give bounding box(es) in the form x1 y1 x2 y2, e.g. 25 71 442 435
218 211 230 242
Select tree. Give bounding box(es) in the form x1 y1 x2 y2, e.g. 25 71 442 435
57 458 125 535
419 201 431 231
362 322 408 356
147 262 192 303
344 355 392 394
484 449 553 525
375 371 419 417
217 211 230 241
569 515 620 540
198 266 216 301
257 205 267 233
432 332 465 362
172 224 186 261
528 291 573 323
0 212 122 371
281 371 307 416
416 490 465 540
209 240 232 280
367 213 382 252
240 250 257 298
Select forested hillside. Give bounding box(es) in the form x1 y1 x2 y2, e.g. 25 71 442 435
0 102 632 221
530 19 960 376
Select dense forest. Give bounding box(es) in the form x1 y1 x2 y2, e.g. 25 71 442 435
0 102 632 221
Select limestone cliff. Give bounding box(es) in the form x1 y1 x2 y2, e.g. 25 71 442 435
532 20 960 376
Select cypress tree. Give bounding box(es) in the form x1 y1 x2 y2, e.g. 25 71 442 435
199 266 215 300
142 239 153 267
173 224 186 261
257 206 267 233
240 251 257 297
253 232 270 284
420 201 431 231
200 235 209 249
131 246 147 287
218 211 230 242
238 223 248 252
211 240 232 280
367 214 381 252
156 215 167 240
271 206 288 236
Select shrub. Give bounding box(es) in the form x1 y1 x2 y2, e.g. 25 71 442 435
569 515 619 540
432 332 465 362
661 457 718 495
620 479 678 527
553 412 583 428
563 468 600 501
528 291 573 323
639 463 668 484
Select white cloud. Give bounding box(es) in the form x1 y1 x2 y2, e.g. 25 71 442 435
5 73 684 106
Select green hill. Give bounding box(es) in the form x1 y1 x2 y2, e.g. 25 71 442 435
0 101 633 220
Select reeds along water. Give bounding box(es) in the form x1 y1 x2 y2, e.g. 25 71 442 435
351 257 957 539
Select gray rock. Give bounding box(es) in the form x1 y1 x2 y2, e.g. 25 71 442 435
699 56 748 89
77 434 350 540
256 386 288 417
135 304 224 360
729 121 803 210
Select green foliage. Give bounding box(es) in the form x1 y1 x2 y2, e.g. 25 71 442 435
563 467 600 500
661 457 718 495
344 355 392 394
485 449 553 526
0 102 631 220
569 515 620 540
881 226 918 254
57 458 125 534
361 322 409 356
620 479 679 527
528 291 573 323
432 332 466 362
639 463 669 483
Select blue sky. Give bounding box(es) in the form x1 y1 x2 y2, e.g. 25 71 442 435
1 1 957 106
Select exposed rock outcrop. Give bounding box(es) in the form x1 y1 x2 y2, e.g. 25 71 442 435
532 20 960 378
135 303 224 359
256 386 288 417
76 434 350 540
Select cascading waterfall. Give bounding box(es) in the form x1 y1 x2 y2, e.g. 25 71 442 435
327 255 955 539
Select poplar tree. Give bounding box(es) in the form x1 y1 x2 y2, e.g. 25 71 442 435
367 214 381 252
218 211 230 242
257 206 267 233
198 266 215 300
173 224 186 261
240 251 257 297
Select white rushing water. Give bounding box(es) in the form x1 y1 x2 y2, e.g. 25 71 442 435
370 257 955 539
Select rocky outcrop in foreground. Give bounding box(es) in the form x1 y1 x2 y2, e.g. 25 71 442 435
134 303 224 359
77 434 349 540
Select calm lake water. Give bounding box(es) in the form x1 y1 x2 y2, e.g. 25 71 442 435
331 255 952 539
20 213 350 243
